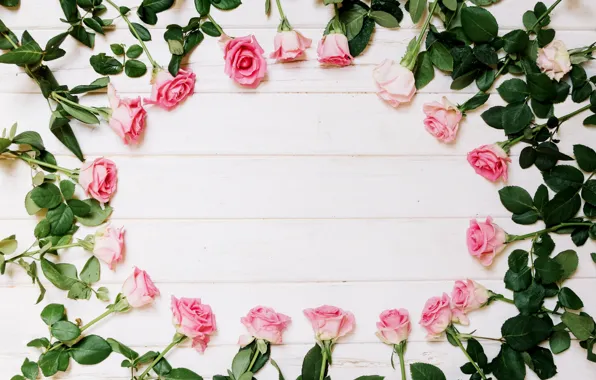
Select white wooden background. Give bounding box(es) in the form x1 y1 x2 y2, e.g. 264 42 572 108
1 0 596 378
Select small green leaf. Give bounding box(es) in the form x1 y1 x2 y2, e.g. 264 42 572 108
410 362 447 380
126 44 143 58
40 303 65 326
558 287 583 310
125 59 147 78
31 183 62 209
461 6 498 43
70 335 112 365
80 256 100 284
562 312 594 341
51 320 81 342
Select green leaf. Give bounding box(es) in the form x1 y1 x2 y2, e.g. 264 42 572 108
505 267 532 291
408 0 426 23
301 344 327 380
523 11 538 30
476 70 495 92
499 186 534 214
508 250 529 272
125 59 147 78
83 18 105 35
34 220 51 239
533 233 555 257
502 315 552 351
0 40 43 65
67 199 91 217
12 131 44 150
492 344 525 380
414 51 435 90
50 114 84 161
527 73 556 102
80 256 100 284
473 44 498 66
584 114 596 126
51 320 81 342
574 144 596 172
211 0 241 10
543 187 581 226
70 77 110 94
460 93 489 113
70 335 112 365
410 362 446 380
582 180 596 205
503 102 533 134
502 29 529 54
562 312 594 340
61 102 100 125
497 78 528 103
549 330 571 354
130 23 151 41
69 25 95 48
527 346 557 379
340 4 368 40
110 44 125 55
38 350 69 377
542 165 584 193
232 348 252 379
429 42 453 71
59 180 75 200
537 28 555 47
554 250 578 280
200 21 221 37
194 0 210 15
461 6 498 43
59 0 80 22
514 282 545 315
107 338 139 360
534 256 563 284
31 183 62 209
559 287 583 310
270 359 285 380
46 203 75 236
27 338 50 349
481 106 504 129
348 17 374 57
164 368 204 379
370 10 399 28
41 259 78 290
76 199 113 226
126 44 143 59
41 303 65 326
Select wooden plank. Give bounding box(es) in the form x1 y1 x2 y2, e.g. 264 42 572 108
0 218 594 285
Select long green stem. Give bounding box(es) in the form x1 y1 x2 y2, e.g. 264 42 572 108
48 309 115 352
247 347 260 372
449 330 487 380
319 348 328 380
458 333 504 343
139 336 186 380
207 14 226 36
507 222 592 242
491 293 562 315
13 152 76 177
104 0 159 68
531 0 563 30
402 0 440 71
51 92 101 116
7 243 82 263
275 0 286 22
395 344 406 380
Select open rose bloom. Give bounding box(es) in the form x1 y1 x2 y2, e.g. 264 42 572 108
303 305 355 342
419 293 452 339
317 33 353 67
537 40 572 81
376 309 411 345
238 306 291 347
93 223 124 269
107 84 146 145
467 144 511 182
451 279 490 325
222 35 267 88
423 97 463 143
467 216 507 266
145 69 196 110
271 30 312 62
373 59 416 107
122 267 160 308
171 296 217 352
78 157 118 203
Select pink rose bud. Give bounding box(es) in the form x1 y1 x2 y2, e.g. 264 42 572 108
537 40 571 82
222 35 267 88
373 59 416 108
93 223 124 269
450 279 490 325
467 144 511 182
375 309 411 345
145 69 196 110
171 296 217 353
423 97 463 143
419 293 452 339
121 267 159 308
467 216 507 267
270 30 312 62
317 33 353 67
79 157 118 203
107 84 147 145
303 305 355 341
238 306 291 347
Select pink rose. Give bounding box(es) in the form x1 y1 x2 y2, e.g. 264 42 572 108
467 144 511 182
171 296 217 353
145 69 196 110
270 30 312 62
423 97 463 143
303 305 355 341
222 35 267 88
107 84 146 145
419 293 452 339
78 157 117 203
317 33 353 67
537 40 571 82
238 306 291 347
93 223 124 269
375 309 411 345
467 216 507 267
121 267 159 308
451 280 490 325
373 59 416 107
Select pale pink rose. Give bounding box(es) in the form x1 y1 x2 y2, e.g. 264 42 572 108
93 223 124 269
303 305 355 341
145 69 196 110
270 30 312 62
222 35 267 88
78 157 117 203
467 144 511 182
376 309 411 345
373 59 416 107
423 97 463 143
317 33 353 67
121 267 159 308
238 306 291 346
107 84 146 145
467 216 507 267
171 296 217 353
419 293 452 339
451 280 490 325
537 40 571 82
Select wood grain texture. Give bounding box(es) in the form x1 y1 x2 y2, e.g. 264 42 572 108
0 0 595 379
